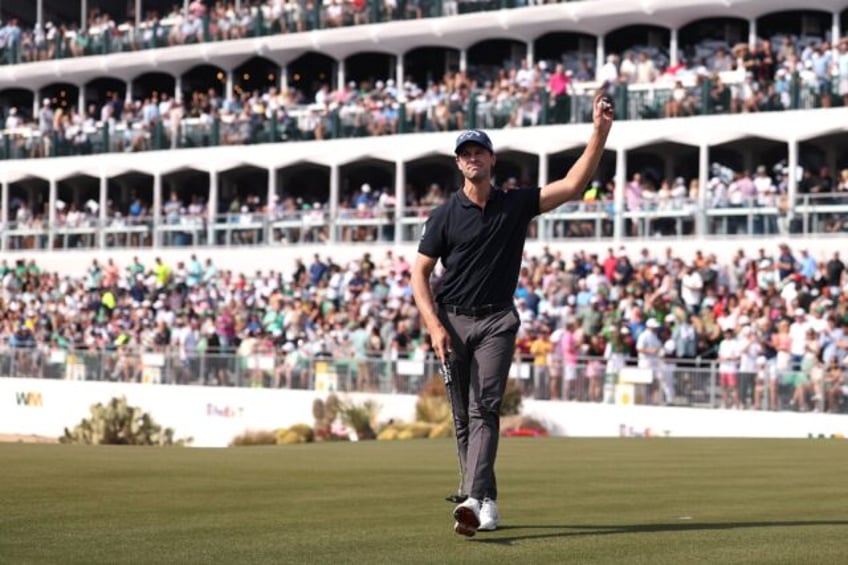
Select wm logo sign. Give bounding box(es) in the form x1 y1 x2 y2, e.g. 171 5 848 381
16 392 43 407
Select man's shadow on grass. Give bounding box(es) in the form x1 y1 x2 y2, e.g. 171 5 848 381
471 520 848 546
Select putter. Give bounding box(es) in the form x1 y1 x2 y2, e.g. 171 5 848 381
441 356 467 504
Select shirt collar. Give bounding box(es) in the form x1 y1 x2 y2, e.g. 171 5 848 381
456 186 498 209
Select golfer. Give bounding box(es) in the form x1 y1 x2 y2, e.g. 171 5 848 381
411 91 613 537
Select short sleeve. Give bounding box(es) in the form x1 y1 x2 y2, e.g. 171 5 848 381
417 204 448 259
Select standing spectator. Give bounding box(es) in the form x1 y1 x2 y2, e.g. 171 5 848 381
529 325 553 399
737 326 761 408
680 264 704 315
37 98 54 157
559 318 579 400
637 318 663 404
718 327 741 408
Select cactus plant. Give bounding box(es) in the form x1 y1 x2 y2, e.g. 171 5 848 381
60 396 190 446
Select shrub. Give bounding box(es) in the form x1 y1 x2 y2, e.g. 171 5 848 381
313 394 343 440
415 375 523 418
428 421 454 439
500 379 523 416
396 422 434 440
339 399 378 440
278 430 306 445
287 423 315 443
229 430 277 447
415 395 451 424
501 415 550 438
60 396 189 446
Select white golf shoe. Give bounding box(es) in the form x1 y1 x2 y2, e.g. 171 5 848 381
452 497 480 537
478 498 500 531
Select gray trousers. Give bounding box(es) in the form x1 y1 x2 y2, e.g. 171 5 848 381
439 306 520 501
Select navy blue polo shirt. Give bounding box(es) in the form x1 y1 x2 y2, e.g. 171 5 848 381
418 186 541 307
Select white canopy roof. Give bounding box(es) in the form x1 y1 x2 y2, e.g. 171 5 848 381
0 0 844 88
1 107 845 182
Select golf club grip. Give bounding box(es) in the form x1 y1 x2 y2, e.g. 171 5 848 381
441 358 453 386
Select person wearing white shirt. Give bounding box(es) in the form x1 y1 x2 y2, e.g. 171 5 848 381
737 327 761 408
788 308 809 369
598 55 619 88
718 328 741 408
637 318 663 403
680 265 703 314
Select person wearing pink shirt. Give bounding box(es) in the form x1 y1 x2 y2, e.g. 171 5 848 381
560 318 580 400
548 64 572 124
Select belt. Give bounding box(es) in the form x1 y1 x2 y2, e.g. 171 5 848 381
440 302 512 318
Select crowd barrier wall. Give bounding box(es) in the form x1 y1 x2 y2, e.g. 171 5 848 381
3 377 846 447
4 236 846 278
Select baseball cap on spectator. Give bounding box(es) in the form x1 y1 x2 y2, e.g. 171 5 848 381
454 130 494 154
794 308 806 317
646 318 660 329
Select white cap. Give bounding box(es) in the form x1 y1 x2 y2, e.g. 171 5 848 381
646 318 660 329
794 308 806 317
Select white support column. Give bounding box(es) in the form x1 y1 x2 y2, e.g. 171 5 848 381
99 174 108 248
395 56 404 89
33 90 40 120
329 164 339 243
394 159 405 245
208 170 218 245
698 144 709 236
78 85 86 117
787 139 799 216
1 179 8 251
48 178 58 248
175 75 183 103
125 80 133 104
832 12 841 58
526 41 534 67
280 66 289 92
184 0 190 13
37 0 43 28
537 152 549 240
336 60 345 91
225 71 234 101
152 173 162 247
459 49 467 74
595 35 605 81
669 28 679 67
267 167 277 244
136 0 142 29
81 0 88 32
748 18 757 49
613 147 626 241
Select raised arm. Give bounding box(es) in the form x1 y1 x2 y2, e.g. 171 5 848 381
539 90 614 214
411 252 450 363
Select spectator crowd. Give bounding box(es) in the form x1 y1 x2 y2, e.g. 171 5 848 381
2 10 846 159
3 240 848 413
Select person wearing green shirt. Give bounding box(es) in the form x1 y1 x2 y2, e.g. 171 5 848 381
153 257 171 288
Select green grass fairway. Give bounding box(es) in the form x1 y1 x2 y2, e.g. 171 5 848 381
2 439 848 564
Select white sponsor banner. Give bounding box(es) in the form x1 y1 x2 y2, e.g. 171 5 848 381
0 378 417 448
3 378 848 447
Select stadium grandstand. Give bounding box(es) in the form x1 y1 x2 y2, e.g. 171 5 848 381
1 0 848 418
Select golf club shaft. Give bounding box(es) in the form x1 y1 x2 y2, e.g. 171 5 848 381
441 357 464 498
